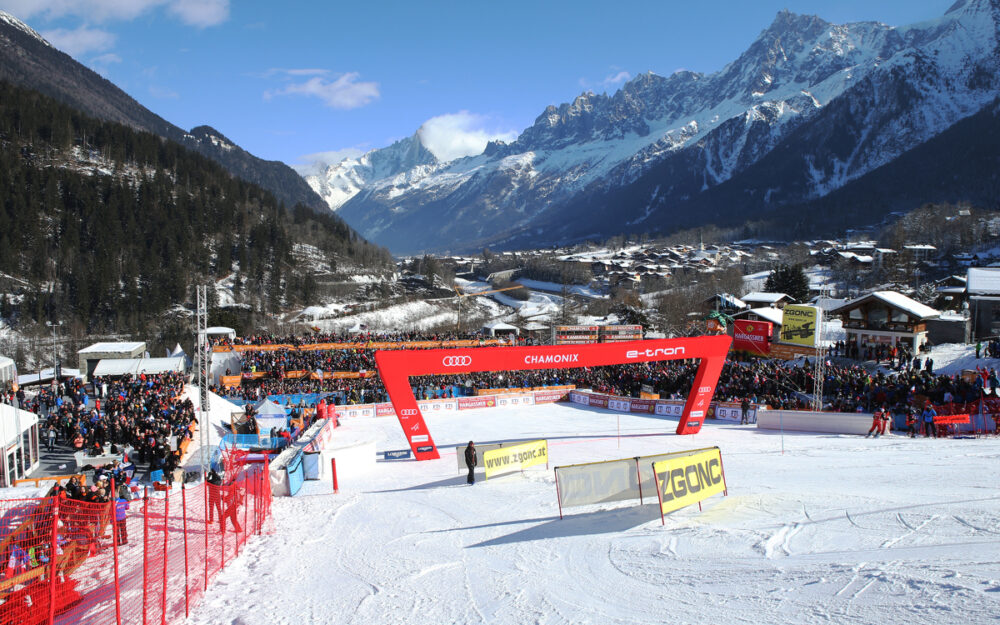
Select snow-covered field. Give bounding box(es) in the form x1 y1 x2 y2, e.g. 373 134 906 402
188 402 1000 625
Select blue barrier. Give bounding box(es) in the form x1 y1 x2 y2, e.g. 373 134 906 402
286 451 304 495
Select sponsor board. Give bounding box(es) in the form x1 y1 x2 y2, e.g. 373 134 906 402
416 445 434 453
333 405 375 418
383 449 411 460
655 402 685 417
570 391 590 405
410 435 429 443
483 439 548 479
653 447 727 515
375 403 395 417
458 396 497 410
713 402 757 422
933 414 969 424
733 319 772 355
589 396 609 408
780 305 821 347
629 398 656 414
498 394 535 407
608 398 631 412
533 389 570 404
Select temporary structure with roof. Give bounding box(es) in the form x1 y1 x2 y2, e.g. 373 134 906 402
253 399 289 435
18 366 82 387
0 402 39 486
92 356 186 378
0 355 16 386
482 321 519 338
200 326 236 341
830 290 941 354
78 341 146 380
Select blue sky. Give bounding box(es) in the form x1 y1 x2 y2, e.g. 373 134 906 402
1 0 955 171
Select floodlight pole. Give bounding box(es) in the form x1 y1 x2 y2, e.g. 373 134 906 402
812 291 826 413
197 285 210 478
45 320 62 380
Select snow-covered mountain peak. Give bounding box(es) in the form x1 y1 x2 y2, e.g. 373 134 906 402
0 10 51 47
303 133 440 211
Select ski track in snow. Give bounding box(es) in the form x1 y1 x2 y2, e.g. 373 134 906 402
186 403 1000 625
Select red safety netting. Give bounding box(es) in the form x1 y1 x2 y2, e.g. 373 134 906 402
0 464 271 625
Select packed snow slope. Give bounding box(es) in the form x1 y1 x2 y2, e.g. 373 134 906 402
189 402 1000 625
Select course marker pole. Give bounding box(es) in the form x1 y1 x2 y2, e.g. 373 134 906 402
331 458 338 494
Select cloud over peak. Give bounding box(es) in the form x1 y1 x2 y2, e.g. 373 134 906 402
417 111 517 162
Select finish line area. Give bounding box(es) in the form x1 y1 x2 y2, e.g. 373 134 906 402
187 399 1000 625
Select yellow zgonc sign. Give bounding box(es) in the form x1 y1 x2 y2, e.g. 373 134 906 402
780 304 821 347
652 447 727 521
483 440 548 479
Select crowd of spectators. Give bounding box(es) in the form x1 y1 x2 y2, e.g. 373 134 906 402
210 330 522 348
213 329 1000 419
35 372 197 478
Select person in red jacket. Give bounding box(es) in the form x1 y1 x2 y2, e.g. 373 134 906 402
866 406 884 438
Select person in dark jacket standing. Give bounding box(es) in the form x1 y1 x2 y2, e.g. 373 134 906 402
465 441 477 485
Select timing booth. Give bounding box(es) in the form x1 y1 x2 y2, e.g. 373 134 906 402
78 342 146 381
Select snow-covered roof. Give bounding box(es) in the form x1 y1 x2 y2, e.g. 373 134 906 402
832 291 940 320
78 342 146 354
203 326 236 338
93 356 186 377
967 267 1000 295
736 307 784 326
18 367 82 385
741 292 789 305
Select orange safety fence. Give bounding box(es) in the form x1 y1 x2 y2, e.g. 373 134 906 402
0 464 272 625
12 475 87 489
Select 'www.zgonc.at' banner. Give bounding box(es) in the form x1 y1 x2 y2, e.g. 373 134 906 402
484 440 548 479
652 447 727 519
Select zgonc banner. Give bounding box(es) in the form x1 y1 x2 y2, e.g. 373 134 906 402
483 440 548 479
652 447 728 522
374 336 732 461
780 305 821 347
733 319 772 355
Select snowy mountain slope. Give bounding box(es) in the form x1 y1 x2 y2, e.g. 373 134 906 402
322 0 1000 254
304 134 439 210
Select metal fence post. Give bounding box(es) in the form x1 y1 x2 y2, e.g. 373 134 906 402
47 495 60 625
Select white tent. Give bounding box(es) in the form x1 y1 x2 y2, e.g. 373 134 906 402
169 343 185 357
201 326 236 340
0 356 16 385
483 321 520 337
92 356 186 377
254 399 289 434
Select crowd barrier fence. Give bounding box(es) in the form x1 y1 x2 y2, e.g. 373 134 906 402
0 464 272 625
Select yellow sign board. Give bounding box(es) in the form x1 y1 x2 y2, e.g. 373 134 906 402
483 440 548 479
652 447 727 516
780 305 820 347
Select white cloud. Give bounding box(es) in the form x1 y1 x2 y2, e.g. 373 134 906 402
167 0 228 28
292 148 366 176
40 25 115 56
264 73 380 110
603 70 631 86
417 111 518 162
0 0 228 26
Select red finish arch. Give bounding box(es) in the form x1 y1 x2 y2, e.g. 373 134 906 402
374 336 733 461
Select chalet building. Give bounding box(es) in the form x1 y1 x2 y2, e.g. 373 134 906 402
967 267 1000 339
741 292 793 309
830 291 941 354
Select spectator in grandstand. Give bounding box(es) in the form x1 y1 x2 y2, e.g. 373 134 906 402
465 441 477 485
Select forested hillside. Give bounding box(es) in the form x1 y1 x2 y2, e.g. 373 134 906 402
0 81 392 336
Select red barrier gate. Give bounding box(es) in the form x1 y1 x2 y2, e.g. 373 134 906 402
375 336 733 460
0 465 272 625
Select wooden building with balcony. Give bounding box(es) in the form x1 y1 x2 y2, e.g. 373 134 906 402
830 291 941 355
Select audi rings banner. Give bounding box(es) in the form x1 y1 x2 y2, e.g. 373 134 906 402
374 336 732 461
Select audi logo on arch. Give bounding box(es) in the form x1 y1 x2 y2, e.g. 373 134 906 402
442 355 472 367
699 386 713 393
400 409 417 416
